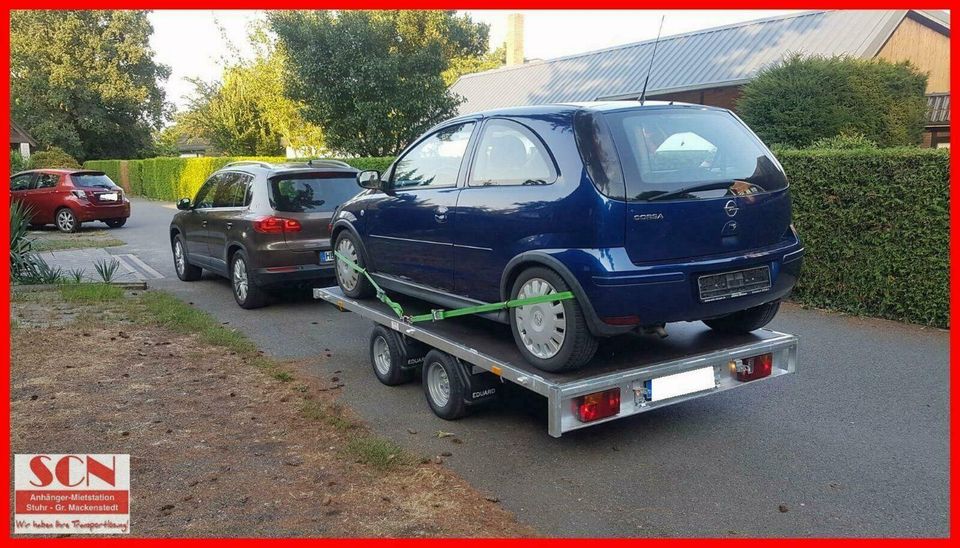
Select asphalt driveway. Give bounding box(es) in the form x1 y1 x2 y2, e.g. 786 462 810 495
102 197 949 537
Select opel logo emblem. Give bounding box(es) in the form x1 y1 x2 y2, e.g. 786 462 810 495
724 200 739 217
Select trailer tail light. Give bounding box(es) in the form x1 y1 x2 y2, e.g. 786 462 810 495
253 216 302 234
734 353 773 382
576 388 620 423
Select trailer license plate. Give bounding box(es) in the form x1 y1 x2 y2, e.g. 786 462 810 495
641 366 716 403
319 251 334 263
698 265 771 302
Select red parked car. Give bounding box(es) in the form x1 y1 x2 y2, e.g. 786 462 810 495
10 169 131 232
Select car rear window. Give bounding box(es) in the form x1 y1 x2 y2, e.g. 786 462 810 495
72 173 120 189
268 173 360 213
598 108 788 201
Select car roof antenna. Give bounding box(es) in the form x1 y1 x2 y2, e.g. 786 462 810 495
639 15 665 106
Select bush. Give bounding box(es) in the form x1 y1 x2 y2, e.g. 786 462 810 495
83 156 396 201
28 146 81 170
10 150 26 174
738 54 928 148
808 132 878 150
779 147 948 327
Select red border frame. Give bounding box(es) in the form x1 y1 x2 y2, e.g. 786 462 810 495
0 4 955 544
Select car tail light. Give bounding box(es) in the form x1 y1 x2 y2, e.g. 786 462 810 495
253 216 302 234
733 353 773 382
575 388 620 423
70 190 88 200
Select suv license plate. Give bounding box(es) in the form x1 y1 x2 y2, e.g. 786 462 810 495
698 266 771 302
319 251 334 263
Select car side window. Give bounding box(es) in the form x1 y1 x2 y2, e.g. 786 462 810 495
10 173 34 191
390 122 475 190
193 176 219 209
232 174 253 207
211 173 244 208
36 173 60 189
469 119 557 186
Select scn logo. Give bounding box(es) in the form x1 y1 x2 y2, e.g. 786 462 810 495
27 454 119 489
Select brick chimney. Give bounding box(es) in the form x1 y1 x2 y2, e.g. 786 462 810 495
505 13 524 66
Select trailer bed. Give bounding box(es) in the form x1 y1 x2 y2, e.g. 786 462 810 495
314 286 797 437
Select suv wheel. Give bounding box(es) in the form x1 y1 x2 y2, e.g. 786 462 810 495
172 235 202 281
334 231 375 298
55 208 80 233
231 251 268 309
509 267 597 372
702 300 780 333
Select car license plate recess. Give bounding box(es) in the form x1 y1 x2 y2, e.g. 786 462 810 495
698 266 770 302
641 366 716 403
99 192 118 202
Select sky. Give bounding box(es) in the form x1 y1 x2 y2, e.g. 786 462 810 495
149 10 804 111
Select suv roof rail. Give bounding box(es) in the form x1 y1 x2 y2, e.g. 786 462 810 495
223 160 274 170
307 159 353 169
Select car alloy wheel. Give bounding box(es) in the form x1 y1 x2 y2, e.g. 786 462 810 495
426 361 451 408
514 277 567 359
233 256 249 303
173 240 186 277
336 237 360 291
56 209 75 232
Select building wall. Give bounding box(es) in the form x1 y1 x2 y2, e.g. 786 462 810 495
875 16 951 92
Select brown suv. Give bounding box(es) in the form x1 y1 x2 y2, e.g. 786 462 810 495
169 160 360 309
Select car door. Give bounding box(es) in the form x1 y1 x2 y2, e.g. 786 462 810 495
181 175 220 265
453 118 561 302
204 171 250 272
364 122 476 292
31 172 62 224
10 172 37 220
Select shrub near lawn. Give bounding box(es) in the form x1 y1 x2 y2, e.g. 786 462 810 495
82 156 395 201
779 147 949 328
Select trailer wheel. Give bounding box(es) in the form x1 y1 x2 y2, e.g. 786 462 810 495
422 350 468 420
369 325 415 386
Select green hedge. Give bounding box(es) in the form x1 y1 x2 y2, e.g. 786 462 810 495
82 156 395 202
779 148 949 327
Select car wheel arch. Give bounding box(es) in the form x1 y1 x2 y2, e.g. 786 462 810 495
500 252 612 338
331 220 375 270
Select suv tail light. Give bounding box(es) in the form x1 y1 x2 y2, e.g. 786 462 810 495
733 353 773 382
253 216 302 234
575 388 620 423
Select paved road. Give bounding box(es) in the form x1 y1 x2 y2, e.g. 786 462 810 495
108 197 949 537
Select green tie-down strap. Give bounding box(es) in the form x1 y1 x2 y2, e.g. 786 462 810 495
333 250 574 324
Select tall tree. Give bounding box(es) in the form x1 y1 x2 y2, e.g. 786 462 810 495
10 10 170 160
177 24 324 157
269 10 489 156
737 54 928 148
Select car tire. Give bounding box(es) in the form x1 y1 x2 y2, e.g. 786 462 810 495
369 325 415 386
509 267 598 373
105 218 127 228
702 300 781 334
55 208 80 233
334 231 375 299
231 250 268 309
422 350 468 420
172 235 202 281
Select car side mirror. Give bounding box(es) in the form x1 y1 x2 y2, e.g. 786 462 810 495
177 198 192 210
357 170 383 190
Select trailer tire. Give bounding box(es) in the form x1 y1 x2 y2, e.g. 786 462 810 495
369 325 415 385
422 350 468 420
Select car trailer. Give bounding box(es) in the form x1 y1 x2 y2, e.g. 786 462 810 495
314 286 798 437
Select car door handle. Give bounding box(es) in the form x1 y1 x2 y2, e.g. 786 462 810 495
225 222 233 230
435 206 448 223
201 220 208 228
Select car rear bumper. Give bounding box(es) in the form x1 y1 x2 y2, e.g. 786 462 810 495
72 199 130 222
546 239 804 336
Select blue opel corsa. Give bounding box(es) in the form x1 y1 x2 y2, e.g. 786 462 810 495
331 102 803 372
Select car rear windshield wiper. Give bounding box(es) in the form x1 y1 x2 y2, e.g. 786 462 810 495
646 181 738 201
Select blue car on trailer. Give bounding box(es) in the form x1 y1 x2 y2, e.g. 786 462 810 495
330 101 803 373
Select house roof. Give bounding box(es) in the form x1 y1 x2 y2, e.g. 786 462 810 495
10 120 36 146
927 93 950 126
451 10 950 114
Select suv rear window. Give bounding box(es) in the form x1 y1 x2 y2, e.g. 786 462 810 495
599 108 787 201
269 173 359 213
72 173 120 189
